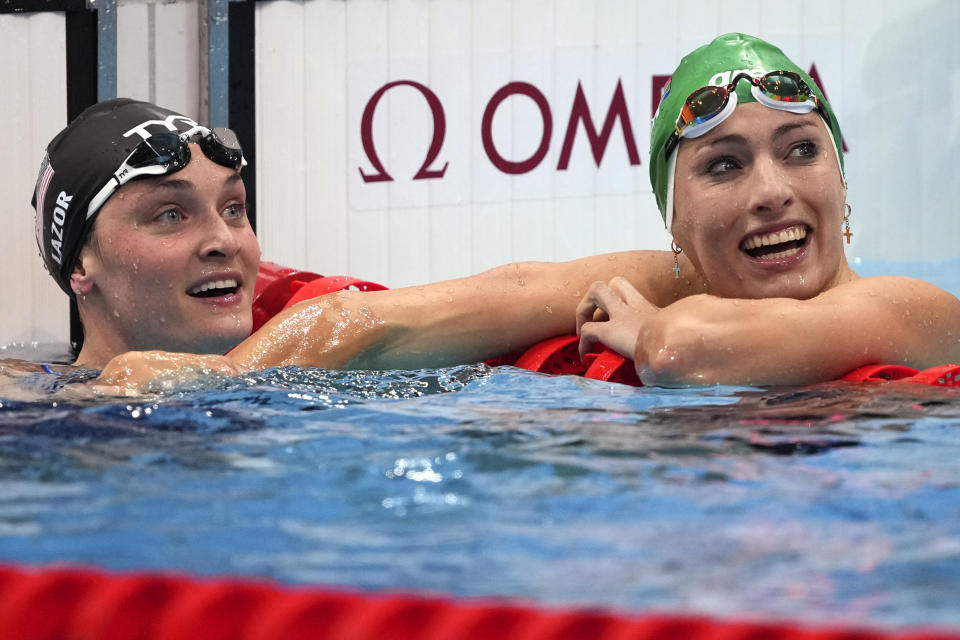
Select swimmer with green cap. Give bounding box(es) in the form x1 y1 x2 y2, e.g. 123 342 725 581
573 33 960 384
18 34 960 393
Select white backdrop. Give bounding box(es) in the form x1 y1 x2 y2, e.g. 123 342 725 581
1 0 958 347
255 0 960 289
0 0 202 347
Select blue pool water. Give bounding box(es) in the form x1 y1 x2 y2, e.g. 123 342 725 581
1 258 960 630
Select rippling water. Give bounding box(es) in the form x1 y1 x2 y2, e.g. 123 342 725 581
0 363 959 629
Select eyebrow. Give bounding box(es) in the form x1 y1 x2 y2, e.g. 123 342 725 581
771 121 818 139
152 177 196 193
696 121 819 151
152 172 243 193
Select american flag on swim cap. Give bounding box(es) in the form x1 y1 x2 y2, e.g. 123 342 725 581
33 154 55 266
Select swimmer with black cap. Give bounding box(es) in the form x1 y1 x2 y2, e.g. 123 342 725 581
25 98 661 389
21 35 960 391
32 98 260 369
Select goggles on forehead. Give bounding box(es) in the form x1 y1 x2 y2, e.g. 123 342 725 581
86 125 246 220
663 70 824 158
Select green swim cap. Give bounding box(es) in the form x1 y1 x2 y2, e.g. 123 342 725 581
649 33 845 229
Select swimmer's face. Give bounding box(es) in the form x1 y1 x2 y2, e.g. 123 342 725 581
671 103 847 300
78 143 260 354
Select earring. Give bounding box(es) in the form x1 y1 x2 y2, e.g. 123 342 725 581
671 239 682 279
74 288 82 295
843 203 853 244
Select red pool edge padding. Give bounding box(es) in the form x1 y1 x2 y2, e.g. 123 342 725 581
0 564 957 640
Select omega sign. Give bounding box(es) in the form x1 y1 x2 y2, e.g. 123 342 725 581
356 64 840 186
357 77 653 184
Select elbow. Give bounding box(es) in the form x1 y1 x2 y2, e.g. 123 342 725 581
635 339 690 387
633 314 711 387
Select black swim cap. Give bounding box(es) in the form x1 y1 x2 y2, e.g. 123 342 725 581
31 98 207 295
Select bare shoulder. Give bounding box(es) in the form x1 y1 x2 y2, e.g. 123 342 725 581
822 274 960 307
819 275 960 365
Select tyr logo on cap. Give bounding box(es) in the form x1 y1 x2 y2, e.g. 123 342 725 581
123 114 201 142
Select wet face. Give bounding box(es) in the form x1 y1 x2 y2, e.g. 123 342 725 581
671 103 848 300
78 144 260 354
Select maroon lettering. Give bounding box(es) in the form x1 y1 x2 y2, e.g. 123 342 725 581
807 63 848 152
557 79 640 170
358 80 449 183
481 82 553 175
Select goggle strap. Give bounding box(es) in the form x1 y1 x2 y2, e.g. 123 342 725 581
179 124 212 140
664 145 678 231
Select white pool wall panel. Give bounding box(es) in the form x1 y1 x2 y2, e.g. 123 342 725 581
0 11 69 346
1 0 957 348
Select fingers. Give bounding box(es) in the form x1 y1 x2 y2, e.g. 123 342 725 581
578 322 602 361
578 317 641 362
576 278 657 336
576 280 621 336
576 278 658 362
608 276 657 312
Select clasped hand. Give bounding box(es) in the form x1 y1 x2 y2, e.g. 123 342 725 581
576 277 659 363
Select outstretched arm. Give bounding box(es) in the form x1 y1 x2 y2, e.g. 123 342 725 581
578 276 960 387
230 250 694 370
93 251 684 394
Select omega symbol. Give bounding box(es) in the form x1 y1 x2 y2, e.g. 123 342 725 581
358 80 449 183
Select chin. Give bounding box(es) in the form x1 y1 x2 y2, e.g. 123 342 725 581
187 325 251 355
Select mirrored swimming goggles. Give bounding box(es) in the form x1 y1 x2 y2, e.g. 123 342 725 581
663 70 824 157
86 126 246 220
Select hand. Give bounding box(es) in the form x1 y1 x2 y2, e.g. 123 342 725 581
576 277 660 362
93 350 250 396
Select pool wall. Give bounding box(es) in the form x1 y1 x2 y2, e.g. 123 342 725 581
1 0 957 347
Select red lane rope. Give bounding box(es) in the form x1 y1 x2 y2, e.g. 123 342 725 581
0 564 957 640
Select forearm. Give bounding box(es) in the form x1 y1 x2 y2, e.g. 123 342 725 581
635 294 882 387
343 262 603 369
357 251 696 369
635 278 960 387
233 251 679 371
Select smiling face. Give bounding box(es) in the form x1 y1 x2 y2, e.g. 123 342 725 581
671 102 852 300
72 144 260 363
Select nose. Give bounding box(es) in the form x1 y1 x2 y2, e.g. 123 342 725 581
747 155 793 216
198 213 242 260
